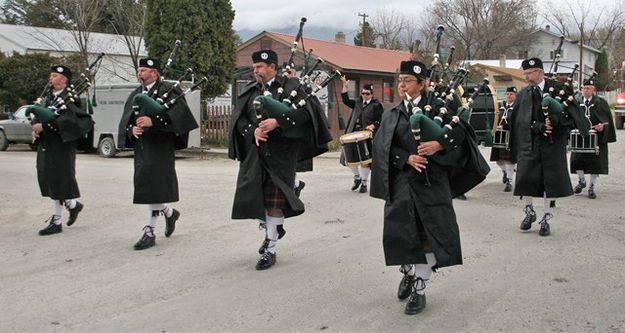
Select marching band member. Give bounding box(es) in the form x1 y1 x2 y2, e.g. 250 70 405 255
228 50 331 270
570 78 617 199
370 61 485 315
117 57 198 250
509 58 573 236
339 76 384 193
490 86 517 192
33 65 93 236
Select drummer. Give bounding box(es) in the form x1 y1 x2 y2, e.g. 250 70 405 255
570 77 617 199
490 86 517 192
339 76 384 193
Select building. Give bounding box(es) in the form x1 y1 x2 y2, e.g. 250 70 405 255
237 31 413 138
0 23 146 86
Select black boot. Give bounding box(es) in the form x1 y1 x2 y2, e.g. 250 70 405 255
538 213 552 236
359 182 368 193
397 265 416 300
164 209 180 238
255 251 276 270
520 205 536 230
294 181 306 197
574 179 586 194
404 278 427 315
351 177 362 191
38 215 62 236
588 185 596 199
134 226 155 250
502 171 507 184
66 201 83 226
504 180 512 192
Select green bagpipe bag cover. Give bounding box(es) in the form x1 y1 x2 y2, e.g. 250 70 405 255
254 95 308 139
132 94 167 117
25 105 56 123
409 112 467 167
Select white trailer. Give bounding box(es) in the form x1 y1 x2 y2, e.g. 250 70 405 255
92 84 201 157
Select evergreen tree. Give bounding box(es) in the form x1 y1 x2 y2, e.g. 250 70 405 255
594 49 611 91
0 52 58 110
353 21 375 47
144 0 236 97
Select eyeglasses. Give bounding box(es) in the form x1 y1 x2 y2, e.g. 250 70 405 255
361 92 371 95
397 78 418 84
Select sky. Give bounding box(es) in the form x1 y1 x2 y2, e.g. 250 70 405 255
230 0 431 42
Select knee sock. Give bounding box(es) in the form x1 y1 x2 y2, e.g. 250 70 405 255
52 200 62 224
265 215 283 254
497 161 506 172
64 199 76 210
405 253 436 295
576 170 585 183
543 196 554 215
523 196 533 208
359 166 370 184
294 174 300 189
590 174 598 187
147 204 167 232
505 163 515 182
351 167 360 178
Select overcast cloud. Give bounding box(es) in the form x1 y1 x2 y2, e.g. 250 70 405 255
231 0 430 36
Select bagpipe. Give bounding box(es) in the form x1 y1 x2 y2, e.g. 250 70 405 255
252 69 342 139
252 17 341 139
26 53 105 123
131 40 207 120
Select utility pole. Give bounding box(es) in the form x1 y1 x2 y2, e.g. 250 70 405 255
358 12 369 46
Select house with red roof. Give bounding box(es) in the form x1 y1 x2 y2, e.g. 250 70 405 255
237 31 413 138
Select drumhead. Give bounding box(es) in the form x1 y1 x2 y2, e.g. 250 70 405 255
339 130 372 143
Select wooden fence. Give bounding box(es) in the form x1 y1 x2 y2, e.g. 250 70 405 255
202 105 232 145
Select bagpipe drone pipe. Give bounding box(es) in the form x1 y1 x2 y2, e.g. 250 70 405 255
26 53 105 123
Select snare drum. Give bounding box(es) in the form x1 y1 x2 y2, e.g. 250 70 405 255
569 129 599 154
339 130 373 166
492 126 510 150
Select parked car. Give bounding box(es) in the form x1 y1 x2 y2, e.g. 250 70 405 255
0 105 37 151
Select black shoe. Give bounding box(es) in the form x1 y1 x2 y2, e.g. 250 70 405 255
397 273 417 300
38 216 62 236
351 177 362 191
404 278 427 315
164 209 180 238
294 181 306 197
255 251 276 270
538 213 552 236
66 201 83 226
588 186 596 199
574 180 586 194
134 226 155 250
502 171 507 184
520 205 536 230
504 181 512 192
359 183 368 193
277 224 286 239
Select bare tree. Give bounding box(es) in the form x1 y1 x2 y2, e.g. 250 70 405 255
369 7 405 50
58 0 108 70
106 0 146 72
427 0 538 60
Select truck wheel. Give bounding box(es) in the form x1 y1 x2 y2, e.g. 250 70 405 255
98 137 117 158
0 130 9 151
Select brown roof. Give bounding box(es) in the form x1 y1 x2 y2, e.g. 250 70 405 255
239 31 413 74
